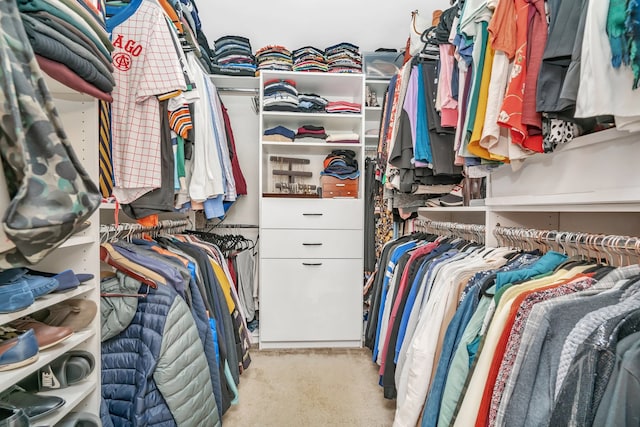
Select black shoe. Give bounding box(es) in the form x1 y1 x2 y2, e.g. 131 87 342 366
0 386 64 421
0 404 29 427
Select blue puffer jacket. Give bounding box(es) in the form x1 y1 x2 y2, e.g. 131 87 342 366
101 282 220 426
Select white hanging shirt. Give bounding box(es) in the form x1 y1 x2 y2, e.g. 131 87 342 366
576 0 640 124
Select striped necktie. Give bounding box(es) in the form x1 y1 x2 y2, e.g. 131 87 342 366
98 100 114 198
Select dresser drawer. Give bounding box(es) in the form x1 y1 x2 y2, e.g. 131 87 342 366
260 258 363 343
261 198 363 229
261 229 363 258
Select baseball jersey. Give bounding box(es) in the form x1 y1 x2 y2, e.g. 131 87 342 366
107 0 186 204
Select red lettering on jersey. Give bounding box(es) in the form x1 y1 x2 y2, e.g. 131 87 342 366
124 40 143 57
112 34 123 49
113 52 132 71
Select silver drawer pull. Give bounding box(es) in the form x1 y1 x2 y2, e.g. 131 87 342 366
302 213 323 216
335 183 345 187
302 262 323 266
302 243 323 246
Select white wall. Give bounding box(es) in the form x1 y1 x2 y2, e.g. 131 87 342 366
198 0 451 53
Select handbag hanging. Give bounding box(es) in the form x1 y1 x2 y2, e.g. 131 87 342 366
0 0 101 268
409 10 431 57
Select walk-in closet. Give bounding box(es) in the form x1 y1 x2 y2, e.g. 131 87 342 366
0 0 638 426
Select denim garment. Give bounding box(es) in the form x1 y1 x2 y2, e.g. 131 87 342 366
549 309 640 427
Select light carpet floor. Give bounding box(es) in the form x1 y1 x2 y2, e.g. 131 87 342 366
221 348 396 427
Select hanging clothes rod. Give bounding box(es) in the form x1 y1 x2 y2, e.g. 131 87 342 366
208 223 259 229
100 219 191 242
493 226 640 266
216 87 259 95
411 219 486 244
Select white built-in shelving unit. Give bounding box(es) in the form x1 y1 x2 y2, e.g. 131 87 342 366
0 77 101 424
258 70 365 349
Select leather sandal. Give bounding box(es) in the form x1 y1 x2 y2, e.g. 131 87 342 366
17 350 94 392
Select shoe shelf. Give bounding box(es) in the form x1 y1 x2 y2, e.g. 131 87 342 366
0 76 102 418
0 283 95 325
0 329 95 394
33 381 97 427
58 234 98 249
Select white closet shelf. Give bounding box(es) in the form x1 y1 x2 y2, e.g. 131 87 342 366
260 70 364 97
488 127 640 209
263 141 361 150
365 78 392 84
0 329 95 393
551 127 636 154
59 234 96 249
44 76 94 102
35 381 98 427
364 134 379 139
262 111 363 119
0 283 95 325
208 74 260 90
485 199 640 212
365 108 383 121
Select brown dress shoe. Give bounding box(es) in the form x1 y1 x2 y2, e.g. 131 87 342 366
31 299 97 332
8 319 73 350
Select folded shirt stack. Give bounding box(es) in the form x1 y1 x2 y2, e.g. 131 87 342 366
292 46 328 72
298 93 329 113
18 0 115 102
294 125 328 142
326 133 360 144
263 125 296 142
325 101 362 114
256 45 293 71
263 79 299 112
211 35 256 76
325 42 362 73
321 149 360 179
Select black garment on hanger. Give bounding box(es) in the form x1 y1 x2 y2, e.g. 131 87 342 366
364 158 378 272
